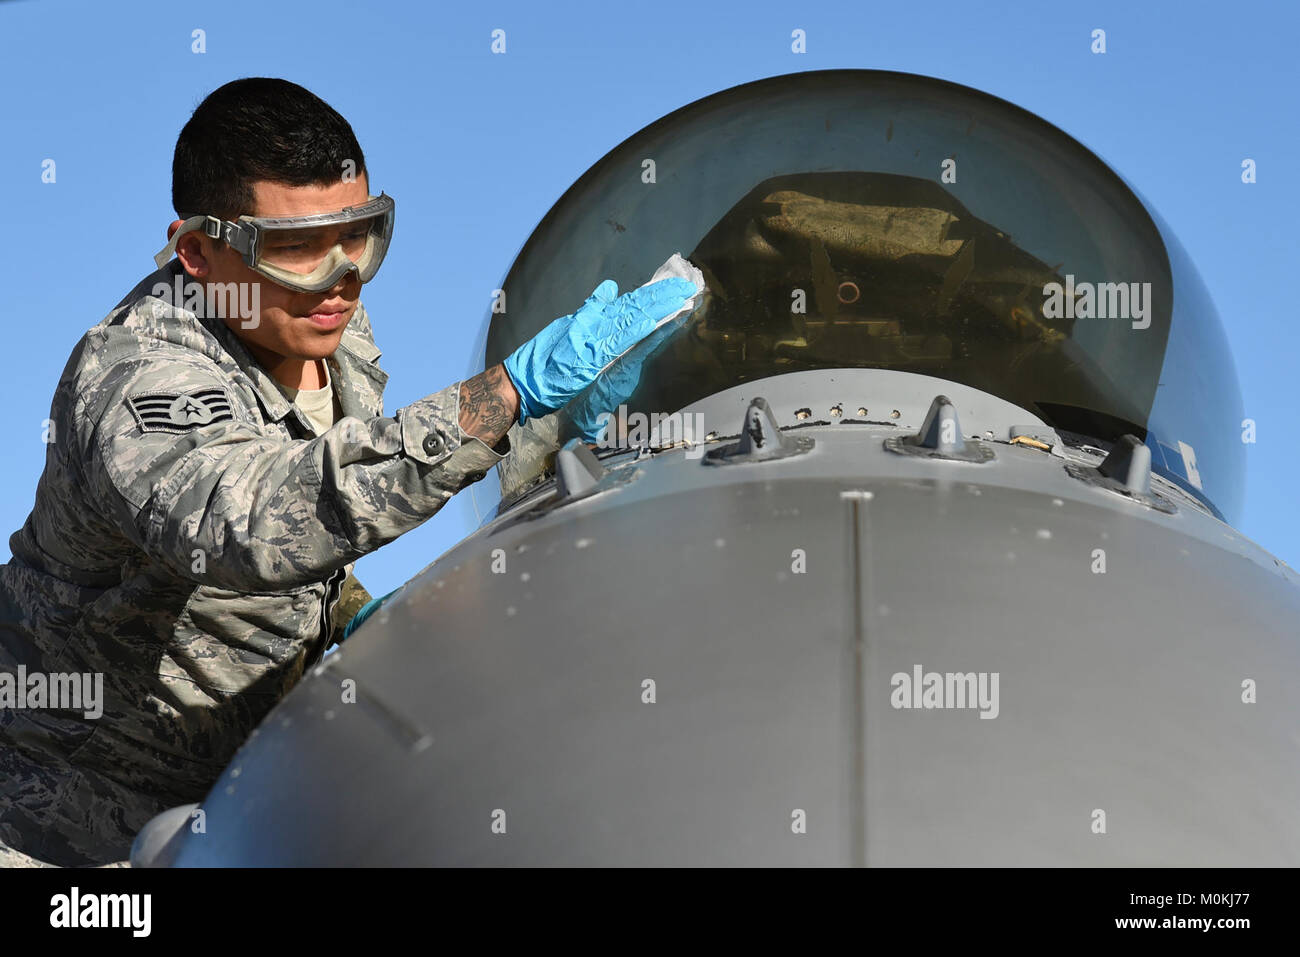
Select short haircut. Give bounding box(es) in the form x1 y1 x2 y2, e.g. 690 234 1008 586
172 77 366 220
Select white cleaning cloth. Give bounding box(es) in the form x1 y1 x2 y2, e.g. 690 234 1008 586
638 251 706 321
596 253 706 376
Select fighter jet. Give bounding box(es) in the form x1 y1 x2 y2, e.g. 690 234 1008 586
134 69 1300 866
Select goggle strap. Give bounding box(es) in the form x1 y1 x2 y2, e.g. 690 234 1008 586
152 215 251 267
153 215 209 268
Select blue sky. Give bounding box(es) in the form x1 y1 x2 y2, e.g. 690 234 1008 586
0 0 1296 596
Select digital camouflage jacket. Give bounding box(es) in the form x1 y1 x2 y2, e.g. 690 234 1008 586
0 260 507 865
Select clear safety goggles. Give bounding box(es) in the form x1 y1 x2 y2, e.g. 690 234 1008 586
154 193 395 294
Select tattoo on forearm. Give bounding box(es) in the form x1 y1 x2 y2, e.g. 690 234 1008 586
458 364 518 447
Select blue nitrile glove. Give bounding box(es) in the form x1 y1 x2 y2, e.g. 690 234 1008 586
503 277 699 424
343 588 399 640
563 310 688 444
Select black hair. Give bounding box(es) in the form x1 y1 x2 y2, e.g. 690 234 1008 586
172 77 366 219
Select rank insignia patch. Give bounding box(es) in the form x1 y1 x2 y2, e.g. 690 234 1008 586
126 388 235 433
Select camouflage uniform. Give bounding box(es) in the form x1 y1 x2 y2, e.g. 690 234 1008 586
0 259 508 866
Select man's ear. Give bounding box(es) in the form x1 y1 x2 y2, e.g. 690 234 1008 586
171 222 211 279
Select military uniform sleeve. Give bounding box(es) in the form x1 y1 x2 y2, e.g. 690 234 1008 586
328 570 373 646
78 353 508 592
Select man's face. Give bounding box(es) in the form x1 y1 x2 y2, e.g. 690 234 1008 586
169 176 370 368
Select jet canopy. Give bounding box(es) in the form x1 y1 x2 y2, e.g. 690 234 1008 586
479 70 1244 521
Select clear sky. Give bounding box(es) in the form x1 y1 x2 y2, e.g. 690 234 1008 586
0 0 1296 597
